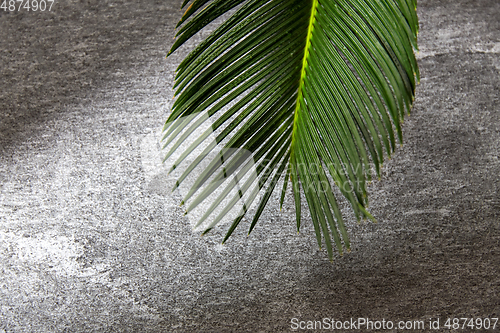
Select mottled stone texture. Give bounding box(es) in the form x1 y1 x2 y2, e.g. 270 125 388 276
0 0 499 332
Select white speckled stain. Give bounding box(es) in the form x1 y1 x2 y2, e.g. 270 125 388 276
140 128 164 183
402 208 451 217
0 230 109 278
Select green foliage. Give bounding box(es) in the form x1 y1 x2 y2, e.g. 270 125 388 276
163 0 419 260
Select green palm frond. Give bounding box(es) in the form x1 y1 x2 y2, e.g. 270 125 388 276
163 0 419 260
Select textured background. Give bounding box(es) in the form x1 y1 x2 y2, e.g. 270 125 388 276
1 0 499 332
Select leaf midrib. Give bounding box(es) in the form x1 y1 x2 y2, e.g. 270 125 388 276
291 0 319 153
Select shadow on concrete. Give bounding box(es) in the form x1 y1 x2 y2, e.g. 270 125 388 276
0 0 180 152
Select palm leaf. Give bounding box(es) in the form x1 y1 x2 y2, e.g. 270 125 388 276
163 0 419 260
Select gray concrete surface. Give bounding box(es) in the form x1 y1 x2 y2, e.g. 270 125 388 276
0 0 499 332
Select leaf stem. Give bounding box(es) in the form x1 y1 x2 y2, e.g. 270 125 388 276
291 0 318 148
